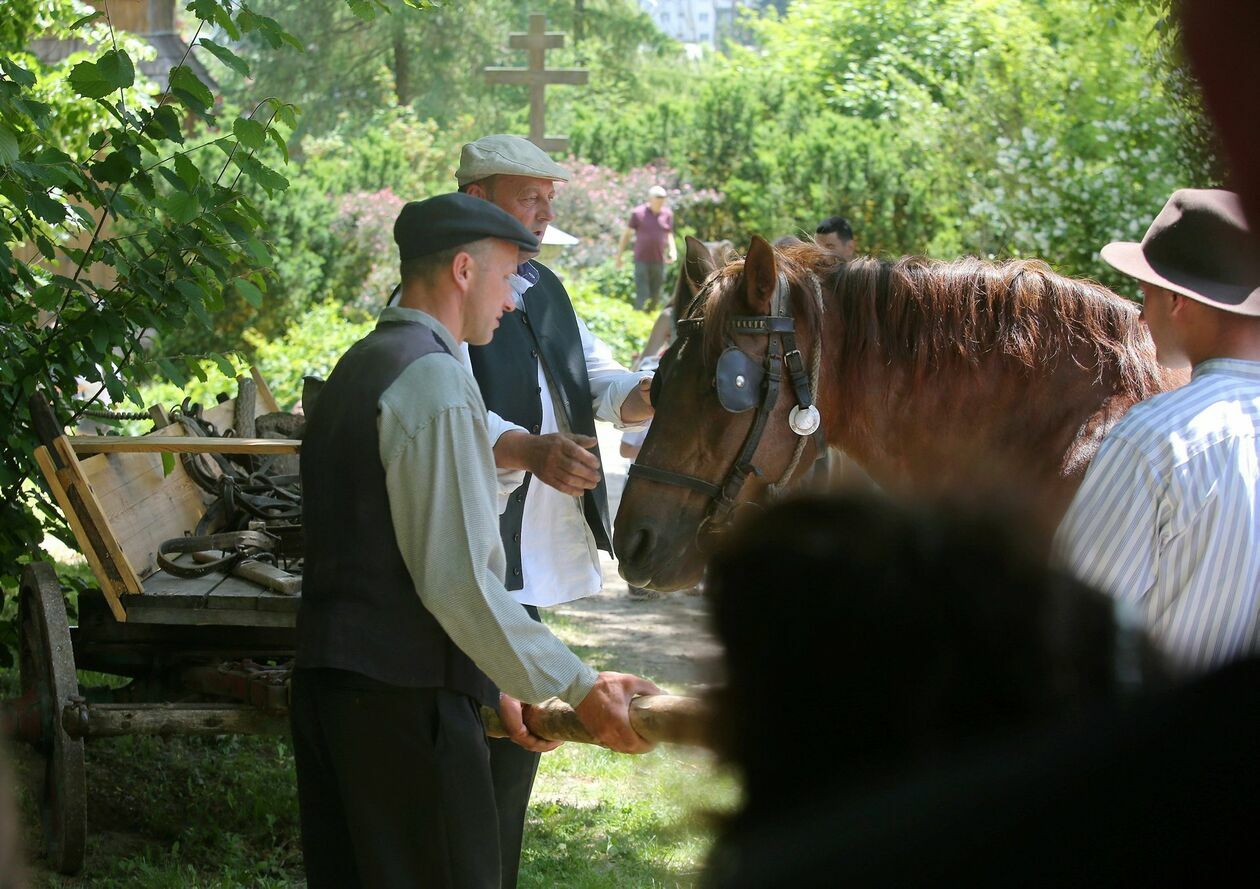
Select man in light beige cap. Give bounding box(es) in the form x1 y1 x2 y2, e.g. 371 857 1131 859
454 134 656 888
1055 188 1260 673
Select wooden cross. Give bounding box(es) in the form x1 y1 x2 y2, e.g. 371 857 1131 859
483 13 589 154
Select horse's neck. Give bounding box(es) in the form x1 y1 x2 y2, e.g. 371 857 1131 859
815 338 1096 502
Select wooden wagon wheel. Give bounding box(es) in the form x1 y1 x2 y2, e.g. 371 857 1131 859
18 562 86 875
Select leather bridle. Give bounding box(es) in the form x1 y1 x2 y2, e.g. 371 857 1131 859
628 270 827 533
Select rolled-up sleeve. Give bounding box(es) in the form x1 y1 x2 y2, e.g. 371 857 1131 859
580 316 653 429
379 374 597 705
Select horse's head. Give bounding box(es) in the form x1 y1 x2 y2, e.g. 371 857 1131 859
615 235 829 591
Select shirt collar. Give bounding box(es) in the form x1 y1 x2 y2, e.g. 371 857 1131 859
378 305 459 355
1192 357 1260 382
509 261 540 307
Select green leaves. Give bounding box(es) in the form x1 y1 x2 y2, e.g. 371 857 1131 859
233 277 265 307
98 50 136 91
168 65 214 113
199 38 251 78
347 0 384 21
89 145 139 184
1 0 304 659
233 117 267 150
0 58 35 88
0 125 17 165
239 8 303 50
232 151 289 195
68 50 135 99
163 191 200 224
189 0 242 40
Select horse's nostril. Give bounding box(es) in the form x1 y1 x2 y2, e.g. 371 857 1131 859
626 525 656 564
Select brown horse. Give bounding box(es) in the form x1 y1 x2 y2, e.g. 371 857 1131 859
614 235 1184 591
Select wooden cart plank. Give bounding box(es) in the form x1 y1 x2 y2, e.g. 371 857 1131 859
69 436 301 455
33 446 128 622
51 436 144 596
250 368 282 414
78 433 212 581
121 605 297 628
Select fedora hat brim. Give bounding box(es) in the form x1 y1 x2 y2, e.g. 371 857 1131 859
1101 241 1260 317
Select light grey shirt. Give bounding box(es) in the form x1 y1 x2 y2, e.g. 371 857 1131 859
1054 358 1260 672
375 306 599 705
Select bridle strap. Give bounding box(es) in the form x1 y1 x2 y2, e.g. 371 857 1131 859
626 462 722 499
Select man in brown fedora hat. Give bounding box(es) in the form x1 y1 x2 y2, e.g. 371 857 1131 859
1054 188 1260 672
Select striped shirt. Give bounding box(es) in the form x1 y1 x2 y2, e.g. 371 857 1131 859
1054 358 1260 672
376 306 599 705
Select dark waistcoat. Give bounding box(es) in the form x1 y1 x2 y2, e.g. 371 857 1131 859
467 262 613 590
298 318 496 706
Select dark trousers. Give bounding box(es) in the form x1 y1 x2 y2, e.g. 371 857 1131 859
488 602 543 889
634 260 666 311
291 668 501 889
488 738 541 888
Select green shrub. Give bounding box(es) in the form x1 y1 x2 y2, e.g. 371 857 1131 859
567 273 658 368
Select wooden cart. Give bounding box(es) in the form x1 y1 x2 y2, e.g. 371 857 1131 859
4 379 301 874
3 380 707 875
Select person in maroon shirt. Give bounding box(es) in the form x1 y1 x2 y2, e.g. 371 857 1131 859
616 185 678 310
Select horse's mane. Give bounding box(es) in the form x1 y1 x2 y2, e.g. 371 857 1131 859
699 245 1168 399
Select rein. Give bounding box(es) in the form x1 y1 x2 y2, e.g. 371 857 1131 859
628 270 826 532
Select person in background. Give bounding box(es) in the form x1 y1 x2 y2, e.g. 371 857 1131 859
1054 188 1260 673
617 185 678 311
814 215 856 259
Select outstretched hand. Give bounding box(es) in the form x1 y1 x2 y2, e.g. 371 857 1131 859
495 430 601 496
574 671 662 754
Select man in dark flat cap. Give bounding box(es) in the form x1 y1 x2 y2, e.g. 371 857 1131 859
293 193 660 888
1055 188 1260 673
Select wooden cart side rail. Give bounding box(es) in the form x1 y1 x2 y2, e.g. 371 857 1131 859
68 436 301 455
31 443 132 624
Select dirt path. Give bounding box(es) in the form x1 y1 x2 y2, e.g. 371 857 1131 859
544 423 722 695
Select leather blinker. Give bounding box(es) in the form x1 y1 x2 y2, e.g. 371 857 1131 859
715 346 764 413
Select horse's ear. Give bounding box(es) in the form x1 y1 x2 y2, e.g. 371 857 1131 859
684 236 716 293
743 235 778 314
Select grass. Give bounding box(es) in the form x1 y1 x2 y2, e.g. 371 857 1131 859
3 599 736 887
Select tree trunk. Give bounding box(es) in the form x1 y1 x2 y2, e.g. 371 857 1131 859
393 28 412 106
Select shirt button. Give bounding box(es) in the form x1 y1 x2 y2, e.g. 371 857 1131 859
521 314 530 326
530 349 538 358
514 492 523 503
513 568 522 577
530 424 540 434
512 532 521 542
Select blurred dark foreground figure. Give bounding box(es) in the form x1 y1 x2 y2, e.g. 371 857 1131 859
701 493 1259 887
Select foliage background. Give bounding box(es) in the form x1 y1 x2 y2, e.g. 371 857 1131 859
0 0 1226 883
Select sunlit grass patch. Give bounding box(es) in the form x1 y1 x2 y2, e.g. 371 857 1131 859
523 741 738 888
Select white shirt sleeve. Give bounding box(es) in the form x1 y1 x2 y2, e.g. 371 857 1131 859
578 316 653 430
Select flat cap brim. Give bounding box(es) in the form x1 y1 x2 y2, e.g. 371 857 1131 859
456 134 571 187
395 192 540 263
